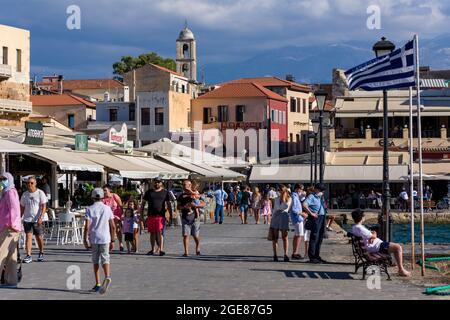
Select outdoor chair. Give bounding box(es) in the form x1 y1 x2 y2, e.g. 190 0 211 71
347 232 392 280
56 212 82 245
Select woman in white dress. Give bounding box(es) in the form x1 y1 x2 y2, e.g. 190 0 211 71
268 185 292 262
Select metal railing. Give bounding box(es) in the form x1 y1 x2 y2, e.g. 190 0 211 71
0 98 32 113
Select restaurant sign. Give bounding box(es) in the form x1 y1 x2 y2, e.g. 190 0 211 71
220 122 262 130
75 134 88 151
109 123 127 146
23 121 44 146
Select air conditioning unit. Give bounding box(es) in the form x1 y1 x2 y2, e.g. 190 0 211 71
209 116 217 123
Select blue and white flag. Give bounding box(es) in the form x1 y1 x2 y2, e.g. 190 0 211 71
345 39 416 91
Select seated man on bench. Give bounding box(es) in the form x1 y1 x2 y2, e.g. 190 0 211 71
351 209 411 277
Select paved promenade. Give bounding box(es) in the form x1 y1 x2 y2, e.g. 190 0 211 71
0 216 446 300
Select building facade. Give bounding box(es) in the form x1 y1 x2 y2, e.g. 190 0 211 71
0 24 31 126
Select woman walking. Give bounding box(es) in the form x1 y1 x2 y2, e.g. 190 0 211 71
102 185 124 252
268 185 292 262
0 172 22 288
251 187 262 224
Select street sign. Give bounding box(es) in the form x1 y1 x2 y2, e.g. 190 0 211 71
23 121 44 145
75 134 88 151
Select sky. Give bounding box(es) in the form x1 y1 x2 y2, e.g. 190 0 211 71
1 0 450 81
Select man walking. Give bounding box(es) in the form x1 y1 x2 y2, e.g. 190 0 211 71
20 176 48 263
140 178 172 256
399 188 409 212
303 184 327 264
213 184 228 224
83 188 116 294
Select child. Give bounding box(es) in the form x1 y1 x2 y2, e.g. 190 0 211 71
351 209 411 277
125 200 140 253
260 193 272 225
83 188 116 294
122 208 138 254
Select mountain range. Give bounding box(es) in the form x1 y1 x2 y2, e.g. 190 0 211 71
203 34 450 85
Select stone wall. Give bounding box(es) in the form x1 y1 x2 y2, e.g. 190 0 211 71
0 81 30 101
332 68 349 101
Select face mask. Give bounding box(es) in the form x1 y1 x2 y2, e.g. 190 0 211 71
0 180 9 189
317 192 323 197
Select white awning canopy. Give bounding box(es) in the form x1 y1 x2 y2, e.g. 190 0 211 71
115 155 189 180
77 152 158 179
250 165 409 183
0 139 36 153
29 148 104 172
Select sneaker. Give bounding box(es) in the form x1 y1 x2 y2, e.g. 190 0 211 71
22 255 32 264
99 277 111 295
283 255 290 262
309 258 321 264
318 257 328 264
37 252 44 262
91 284 101 293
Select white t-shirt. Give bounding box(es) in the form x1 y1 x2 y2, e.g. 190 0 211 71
400 191 409 200
20 189 48 223
352 224 383 253
268 190 278 199
86 201 114 245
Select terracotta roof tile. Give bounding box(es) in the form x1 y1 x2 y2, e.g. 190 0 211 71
31 94 96 108
222 77 311 92
197 83 287 102
38 79 125 91
147 63 185 77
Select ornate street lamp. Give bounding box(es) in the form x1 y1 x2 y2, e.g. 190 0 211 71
314 89 327 184
373 37 396 242
311 118 320 185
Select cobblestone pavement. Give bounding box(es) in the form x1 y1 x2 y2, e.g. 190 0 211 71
0 216 446 300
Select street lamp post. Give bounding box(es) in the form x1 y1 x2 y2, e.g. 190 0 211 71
373 37 396 242
309 132 315 187
311 119 320 185
314 89 328 185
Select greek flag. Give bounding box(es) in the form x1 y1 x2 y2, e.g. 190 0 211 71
345 39 416 91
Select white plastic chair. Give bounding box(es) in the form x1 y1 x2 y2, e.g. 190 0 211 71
56 213 81 245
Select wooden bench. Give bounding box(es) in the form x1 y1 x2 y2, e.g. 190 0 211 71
347 232 392 280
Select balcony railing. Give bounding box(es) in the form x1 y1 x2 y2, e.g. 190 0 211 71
0 98 32 113
0 64 12 79
335 128 443 139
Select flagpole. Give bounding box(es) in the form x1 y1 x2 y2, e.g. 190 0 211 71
414 34 425 276
408 86 415 270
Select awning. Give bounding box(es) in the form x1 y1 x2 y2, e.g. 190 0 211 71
0 139 36 153
158 155 245 180
29 148 104 172
410 162 450 180
77 152 158 179
115 155 189 180
250 165 409 183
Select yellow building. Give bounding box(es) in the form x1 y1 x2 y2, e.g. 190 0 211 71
0 24 31 126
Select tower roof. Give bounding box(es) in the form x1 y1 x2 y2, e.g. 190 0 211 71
178 22 195 41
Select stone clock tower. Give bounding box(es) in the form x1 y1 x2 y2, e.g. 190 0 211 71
176 22 197 82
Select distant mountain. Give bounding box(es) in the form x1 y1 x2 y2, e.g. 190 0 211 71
204 34 450 85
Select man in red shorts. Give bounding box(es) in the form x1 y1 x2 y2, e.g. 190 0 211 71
140 178 172 256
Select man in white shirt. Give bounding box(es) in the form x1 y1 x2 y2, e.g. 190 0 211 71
399 188 409 212
84 188 116 294
351 209 410 277
20 176 48 263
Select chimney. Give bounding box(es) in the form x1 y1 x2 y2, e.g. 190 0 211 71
285 74 295 82
58 75 64 94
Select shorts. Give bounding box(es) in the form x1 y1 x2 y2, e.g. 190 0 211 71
23 222 44 236
147 216 164 233
124 233 134 242
379 241 390 254
293 221 305 237
240 204 249 215
91 243 110 265
182 219 200 237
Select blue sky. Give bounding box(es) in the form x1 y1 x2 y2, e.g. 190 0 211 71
1 0 449 81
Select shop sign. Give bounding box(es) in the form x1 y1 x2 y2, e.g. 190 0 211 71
75 134 88 151
24 121 44 145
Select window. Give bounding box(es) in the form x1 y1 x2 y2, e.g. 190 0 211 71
129 104 135 121
203 107 212 124
290 98 296 112
16 49 22 72
270 109 275 121
303 99 307 113
290 133 293 142
181 85 185 93
297 98 301 113
68 114 75 129
109 109 118 122
2 47 7 65
281 111 285 124
274 110 279 123
141 108 150 125
183 44 190 58
236 105 245 122
155 108 164 125
218 105 228 122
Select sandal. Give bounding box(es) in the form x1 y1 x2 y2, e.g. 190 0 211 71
182 253 188 257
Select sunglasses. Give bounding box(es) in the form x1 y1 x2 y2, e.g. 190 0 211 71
0 177 7 181
27 182 36 185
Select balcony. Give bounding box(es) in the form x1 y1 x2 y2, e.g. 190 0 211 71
330 127 450 151
0 64 12 80
0 98 32 114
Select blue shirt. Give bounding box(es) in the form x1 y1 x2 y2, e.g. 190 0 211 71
289 192 304 224
214 189 228 206
305 193 325 216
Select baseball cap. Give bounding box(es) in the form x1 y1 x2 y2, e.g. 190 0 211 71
315 184 326 192
154 177 163 183
91 188 104 199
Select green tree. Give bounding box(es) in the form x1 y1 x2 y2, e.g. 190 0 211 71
112 52 176 75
